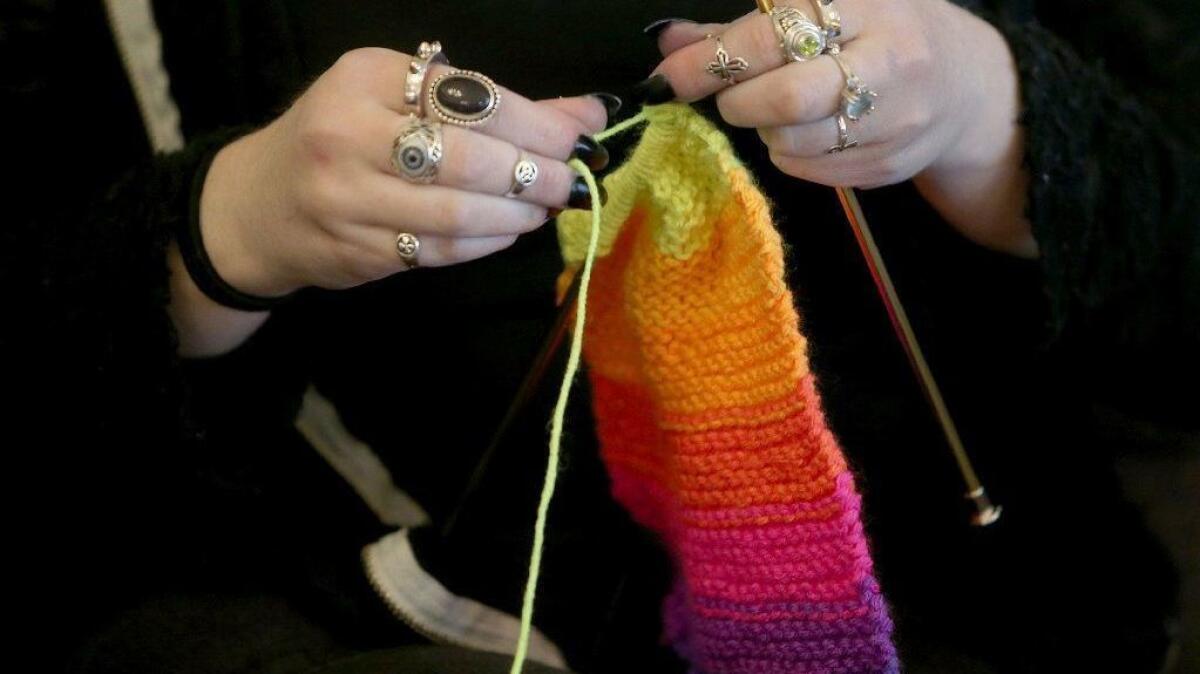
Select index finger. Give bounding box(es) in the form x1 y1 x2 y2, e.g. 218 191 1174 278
344 49 608 162
643 1 862 103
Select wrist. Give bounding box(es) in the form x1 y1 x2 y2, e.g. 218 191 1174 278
199 129 303 299
934 8 1021 175
915 7 1037 258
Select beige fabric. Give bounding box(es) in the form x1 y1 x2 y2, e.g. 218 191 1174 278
103 0 184 152
363 529 567 669
296 386 430 528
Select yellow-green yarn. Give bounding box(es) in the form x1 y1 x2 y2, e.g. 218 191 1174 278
513 107 731 674
508 153 608 674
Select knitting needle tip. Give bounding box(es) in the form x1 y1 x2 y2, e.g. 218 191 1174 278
967 487 1003 527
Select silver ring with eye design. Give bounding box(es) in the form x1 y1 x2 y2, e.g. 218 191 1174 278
391 115 444 184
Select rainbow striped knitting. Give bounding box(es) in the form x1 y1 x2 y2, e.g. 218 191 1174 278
557 104 899 674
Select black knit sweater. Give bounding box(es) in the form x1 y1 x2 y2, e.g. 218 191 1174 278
3 1 1197 672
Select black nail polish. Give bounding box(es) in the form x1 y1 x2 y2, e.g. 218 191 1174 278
567 179 609 210
568 177 593 210
643 18 695 38
630 74 676 106
570 135 610 171
588 92 623 119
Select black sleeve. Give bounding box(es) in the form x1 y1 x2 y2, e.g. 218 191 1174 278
978 1 1200 421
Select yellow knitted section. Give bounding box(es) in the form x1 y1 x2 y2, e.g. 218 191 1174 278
558 103 750 263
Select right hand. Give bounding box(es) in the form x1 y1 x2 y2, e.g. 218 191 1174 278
198 47 611 298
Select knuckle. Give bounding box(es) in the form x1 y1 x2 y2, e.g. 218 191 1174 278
768 149 801 177
891 36 934 78
770 78 810 123
429 235 467 263
295 115 353 166
297 173 345 220
435 196 473 233
867 154 908 186
894 109 928 143
536 116 586 160
577 99 608 132
447 141 492 188
543 162 576 206
715 91 744 126
758 126 788 155
331 239 379 282
517 206 550 233
748 19 782 69
494 234 520 253
334 47 395 76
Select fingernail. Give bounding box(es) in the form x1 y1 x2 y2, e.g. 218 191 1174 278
643 18 695 38
567 178 608 210
630 73 676 106
570 135 610 171
588 92 623 119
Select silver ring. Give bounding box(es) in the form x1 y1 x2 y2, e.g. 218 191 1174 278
391 115 444 183
405 41 449 114
828 45 878 121
827 114 858 154
395 232 421 269
808 0 842 42
429 69 501 127
506 152 539 197
771 6 826 62
704 33 750 85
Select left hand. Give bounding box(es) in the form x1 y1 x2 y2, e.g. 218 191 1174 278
642 0 1036 256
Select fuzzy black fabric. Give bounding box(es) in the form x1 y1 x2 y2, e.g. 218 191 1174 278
990 12 1200 424
3 1 1197 673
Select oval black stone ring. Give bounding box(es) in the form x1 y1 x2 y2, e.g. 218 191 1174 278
428 69 501 127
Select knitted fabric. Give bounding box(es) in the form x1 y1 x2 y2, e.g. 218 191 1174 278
558 104 899 674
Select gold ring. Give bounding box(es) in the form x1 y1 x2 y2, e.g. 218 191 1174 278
756 0 775 13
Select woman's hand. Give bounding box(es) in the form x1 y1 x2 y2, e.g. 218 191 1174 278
639 0 1036 257
200 47 612 299
171 47 613 357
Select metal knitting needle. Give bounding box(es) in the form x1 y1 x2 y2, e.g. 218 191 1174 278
834 187 1001 526
441 271 582 539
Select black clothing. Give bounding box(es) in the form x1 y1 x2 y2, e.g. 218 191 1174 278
4 1 1197 673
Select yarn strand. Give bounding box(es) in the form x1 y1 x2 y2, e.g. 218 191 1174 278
508 115 632 671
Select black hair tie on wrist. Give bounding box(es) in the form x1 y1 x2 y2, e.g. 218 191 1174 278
177 149 291 312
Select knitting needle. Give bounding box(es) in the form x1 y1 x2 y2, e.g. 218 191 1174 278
834 187 1001 526
441 270 582 539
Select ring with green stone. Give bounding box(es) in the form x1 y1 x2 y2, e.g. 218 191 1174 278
771 6 827 62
